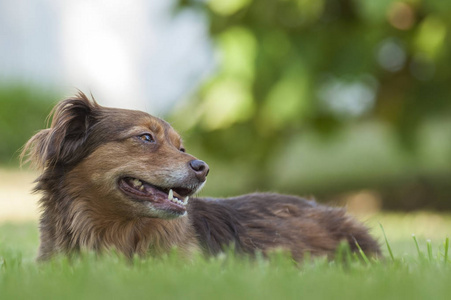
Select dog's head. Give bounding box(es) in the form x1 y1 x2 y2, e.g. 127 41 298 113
22 92 209 219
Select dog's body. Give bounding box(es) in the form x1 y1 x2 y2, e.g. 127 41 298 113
23 93 380 261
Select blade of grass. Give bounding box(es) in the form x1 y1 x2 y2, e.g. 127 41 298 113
379 223 394 262
353 238 371 265
426 239 433 262
0 257 5 270
335 241 353 269
444 237 449 265
412 234 423 259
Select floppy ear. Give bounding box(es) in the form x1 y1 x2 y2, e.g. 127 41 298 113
21 92 100 169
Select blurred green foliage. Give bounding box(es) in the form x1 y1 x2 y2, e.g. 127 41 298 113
176 0 451 147
1 0 450 210
173 0 451 208
0 85 56 165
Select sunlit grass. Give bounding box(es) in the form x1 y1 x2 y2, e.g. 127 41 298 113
1 169 450 299
1 214 450 300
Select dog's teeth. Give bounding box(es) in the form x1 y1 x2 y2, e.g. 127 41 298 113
139 185 145 191
171 197 183 206
132 179 142 187
168 190 187 206
183 196 189 205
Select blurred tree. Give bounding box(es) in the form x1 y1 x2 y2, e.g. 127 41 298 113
0 86 56 165
174 0 451 190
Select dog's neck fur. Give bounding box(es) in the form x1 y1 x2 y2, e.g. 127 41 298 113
36 174 200 260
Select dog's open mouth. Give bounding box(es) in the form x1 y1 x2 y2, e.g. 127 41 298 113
118 177 193 215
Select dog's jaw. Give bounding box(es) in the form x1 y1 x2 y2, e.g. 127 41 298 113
117 176 205 219
118 176 201 218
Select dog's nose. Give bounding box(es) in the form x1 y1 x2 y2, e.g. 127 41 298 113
189 160 209 181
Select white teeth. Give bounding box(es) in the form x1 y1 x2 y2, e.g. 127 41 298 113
132 179 142 187
139 185 145 191
167 189 188 206
183 196 189 205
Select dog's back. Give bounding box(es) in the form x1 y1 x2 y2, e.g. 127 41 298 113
190 193 380 260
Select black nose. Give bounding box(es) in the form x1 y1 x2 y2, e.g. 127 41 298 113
189 160 209 181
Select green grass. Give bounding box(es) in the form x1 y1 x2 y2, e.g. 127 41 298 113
0 215 450 300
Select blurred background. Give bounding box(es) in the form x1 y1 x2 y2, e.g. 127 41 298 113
1 0 451 222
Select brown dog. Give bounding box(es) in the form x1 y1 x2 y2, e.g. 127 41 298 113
22 92 380 261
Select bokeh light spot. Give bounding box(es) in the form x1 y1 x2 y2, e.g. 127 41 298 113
201 78 254 130
318 75 377 118
387 2 415 30
208 0 252 16
377 38 406 72
415 16 447 59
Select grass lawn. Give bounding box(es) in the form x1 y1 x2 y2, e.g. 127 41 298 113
0 213 450 300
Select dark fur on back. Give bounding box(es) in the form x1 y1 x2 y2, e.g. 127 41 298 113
22 93 381 261
190 194 380 260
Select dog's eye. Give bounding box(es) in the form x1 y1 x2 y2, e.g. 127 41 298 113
138 134 154 143
180 148 186 153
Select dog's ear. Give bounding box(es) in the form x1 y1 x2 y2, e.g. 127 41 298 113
21 92 100 169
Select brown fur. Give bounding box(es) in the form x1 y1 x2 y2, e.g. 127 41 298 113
22 93 381 261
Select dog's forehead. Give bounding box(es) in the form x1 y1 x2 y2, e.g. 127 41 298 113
101 107 181 141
